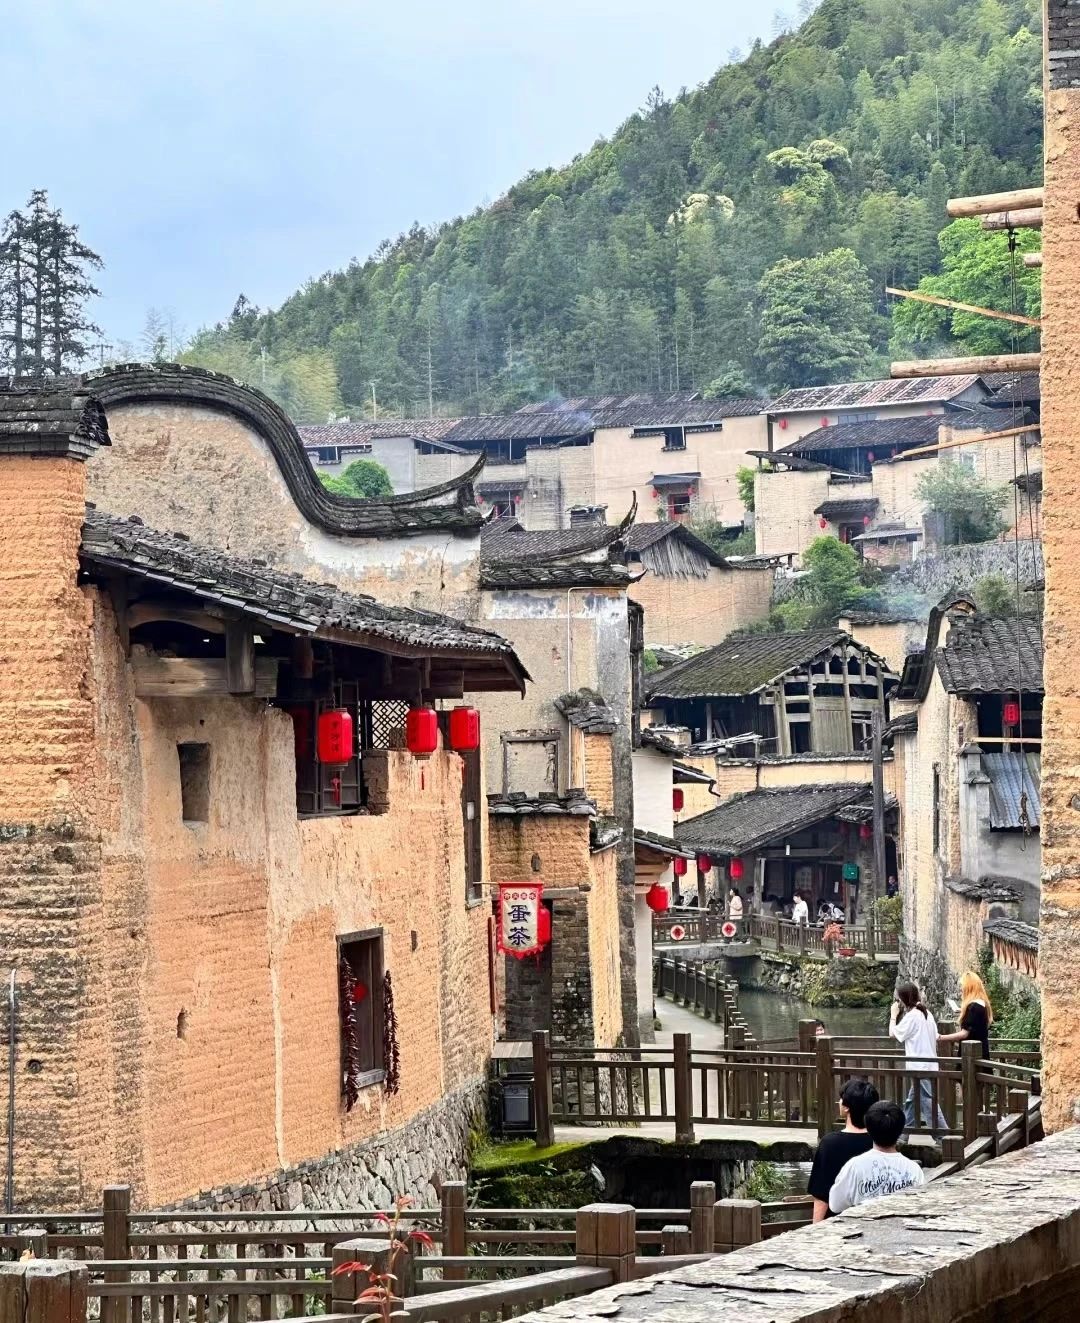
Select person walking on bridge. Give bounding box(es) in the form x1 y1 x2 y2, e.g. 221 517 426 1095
937 971 993 1062
889 982 948 1131
828 1101 925 1214
808 1079 879 1221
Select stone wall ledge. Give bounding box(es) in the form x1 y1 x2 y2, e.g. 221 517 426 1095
517 1125 1080 1322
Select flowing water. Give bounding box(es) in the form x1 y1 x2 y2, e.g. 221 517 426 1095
736 988 887 1043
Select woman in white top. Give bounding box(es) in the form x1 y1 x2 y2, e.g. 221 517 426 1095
888 981 948 1131
728 888 744 921
791 892 809 926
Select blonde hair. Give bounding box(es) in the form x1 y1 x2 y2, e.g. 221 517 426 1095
959 971 993 1026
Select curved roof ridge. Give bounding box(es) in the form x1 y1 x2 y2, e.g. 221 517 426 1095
83 363 484 537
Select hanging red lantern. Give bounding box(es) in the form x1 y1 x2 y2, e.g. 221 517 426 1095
696 853 713 873
350 980 369 1004
1003 700 1021 727
730 857 745 881
779 418 788 429
672 856 688 877
317 709 354 764
818 516 828 529
449 705 480 752
820 417 830 427
406 706 439 757
645 883 669 914
538 904 552 947
859 822 872 840
672 788 684 813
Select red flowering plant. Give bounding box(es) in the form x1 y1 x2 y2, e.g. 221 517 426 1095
332 1194 433 1322
823 922 845 954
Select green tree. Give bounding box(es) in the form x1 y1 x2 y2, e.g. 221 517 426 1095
736 465 757 513
916 465 1010 544
891 219 1041 357
758 248 878 390
775 536 869 628
318 459 394 498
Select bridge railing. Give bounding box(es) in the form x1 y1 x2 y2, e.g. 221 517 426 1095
653 912 900 956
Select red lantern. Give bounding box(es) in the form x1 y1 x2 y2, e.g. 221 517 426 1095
820 417 829 427
406 706 439 757
672 788 684 813
538 904 552 947
730 857 745 881
1003 700 1021 727
818 516 828 529
696 853 713 873
449 705 480 752
317 709 354 764
646 883 669 914
779 418 788 430
350 980 368 1004
866 450 875 463
863 514 871 527
672 856 688 878
859 822 872 840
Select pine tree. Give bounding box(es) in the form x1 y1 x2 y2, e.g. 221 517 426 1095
0 190 102 378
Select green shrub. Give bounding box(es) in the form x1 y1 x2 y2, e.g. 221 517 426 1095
743 1160 787 1201
873 895 903 934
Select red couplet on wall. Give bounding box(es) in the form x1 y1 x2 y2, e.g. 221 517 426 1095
316 709 354 764
449 705 481 752
1003 700 1021 726
406 706 439 756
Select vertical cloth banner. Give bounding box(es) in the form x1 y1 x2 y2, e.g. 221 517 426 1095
497 882 545 959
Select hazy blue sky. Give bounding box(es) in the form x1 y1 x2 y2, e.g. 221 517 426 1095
1 2 777 349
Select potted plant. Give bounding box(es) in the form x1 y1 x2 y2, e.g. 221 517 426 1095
823 922 856 957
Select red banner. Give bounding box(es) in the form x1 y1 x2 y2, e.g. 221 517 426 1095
496 882 545 960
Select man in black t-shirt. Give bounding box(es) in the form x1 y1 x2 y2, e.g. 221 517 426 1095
808 1079 880 1221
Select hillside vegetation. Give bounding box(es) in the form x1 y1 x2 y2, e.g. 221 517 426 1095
184 0 1042 420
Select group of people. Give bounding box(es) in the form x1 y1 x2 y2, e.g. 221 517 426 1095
807 971 994 1217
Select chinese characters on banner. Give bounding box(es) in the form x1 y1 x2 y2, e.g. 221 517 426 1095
497 882 545 960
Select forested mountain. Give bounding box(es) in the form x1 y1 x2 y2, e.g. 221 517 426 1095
183 0 1043 421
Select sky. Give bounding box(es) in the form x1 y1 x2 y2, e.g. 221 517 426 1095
0 1 780 351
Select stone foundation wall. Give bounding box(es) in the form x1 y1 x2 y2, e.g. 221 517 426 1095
170 1082 485 1214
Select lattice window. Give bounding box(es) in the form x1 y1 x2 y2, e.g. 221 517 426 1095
370 699 410 750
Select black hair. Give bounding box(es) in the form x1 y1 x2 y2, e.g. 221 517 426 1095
864 1099 906 1148
896 981 928 1018
839 1078 880 1128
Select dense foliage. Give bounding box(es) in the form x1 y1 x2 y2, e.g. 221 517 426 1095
915 465 1010 543
185 0 1042 418
318 459 394 498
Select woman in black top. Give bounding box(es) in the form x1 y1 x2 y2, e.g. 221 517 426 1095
938 970 993 1060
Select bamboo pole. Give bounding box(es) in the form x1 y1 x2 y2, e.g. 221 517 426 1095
981 208 1043 231
947 187 1043 218
891 352 1041 379
892 423 1038 462
1023 253 1043 268
885 286 1040 328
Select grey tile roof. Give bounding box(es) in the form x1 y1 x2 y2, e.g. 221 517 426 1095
481 561 631 589
555 690 617 734
815 497 880 521
645 629 849 699
80 509 527 689
989 373 1040 405
299 418 464 445
0 381 110 458
482 520 624 562
941 404 1039 433
946 875 1021 902
767 375 985 412
488 790 596 817
747 449 832 472
780 416 941 455
935 615 1043 695
515 391 763 426
634 828 693 858
479 508 635 589
674 783 871 855
981 751 1041 830
983 917 1039 951
624 521 730 568
84 364 484 537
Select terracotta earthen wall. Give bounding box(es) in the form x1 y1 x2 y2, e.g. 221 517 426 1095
86 403 481 620
583 734 615 813
585 846 623 1048
628 564 773 647
838 620 923 674
1039 0 1080 1131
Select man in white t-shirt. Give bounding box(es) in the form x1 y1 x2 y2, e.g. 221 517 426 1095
791 892 809 926
829 1100 925 1214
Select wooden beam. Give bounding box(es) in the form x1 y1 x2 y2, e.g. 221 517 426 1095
132 654 279 699
126 601 228 634
980 208 1042 231
225 622 256 695
947 187 1043 218
1023 252 1042 268
885 286 1040 329
891 352 1040 379
291 635 315 680
895 423 1039 462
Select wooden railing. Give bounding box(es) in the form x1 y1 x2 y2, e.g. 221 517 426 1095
652 911 900 956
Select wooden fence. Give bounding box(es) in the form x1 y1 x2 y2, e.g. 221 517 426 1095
652 911 900 956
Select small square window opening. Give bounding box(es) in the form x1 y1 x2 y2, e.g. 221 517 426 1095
178 743 210 824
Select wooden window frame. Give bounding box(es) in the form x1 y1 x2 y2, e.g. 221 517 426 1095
338 928 385 1094
461 748 484 906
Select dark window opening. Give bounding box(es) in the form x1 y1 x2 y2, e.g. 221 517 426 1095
178 743 210 823
666 487 694 518
488 496 519 518
789 721 813 754
662 427 686 452
339 931 385 1100
461 748 484 904
851 715 872 750
314 446 341 465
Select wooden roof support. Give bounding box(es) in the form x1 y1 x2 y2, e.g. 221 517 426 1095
885 286 1040 328
981 208 1043 231
891 352 1041 379
947 187 1043 218
892 423 1039 463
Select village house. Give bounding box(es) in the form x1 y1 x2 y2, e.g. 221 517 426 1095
303 392 767 529
623 521 773 647
752 375 1040 562
0 367 533 1214
299 418 465 494
889 595 1042 999
476 514 640 1043
643 629 894 757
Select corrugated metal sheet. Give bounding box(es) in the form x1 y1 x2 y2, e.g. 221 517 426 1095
767 375 983 412
983 751 1041 829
